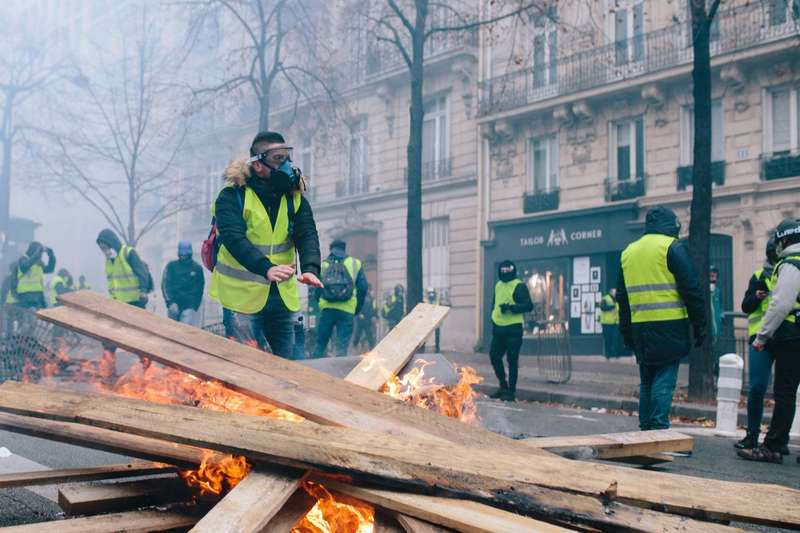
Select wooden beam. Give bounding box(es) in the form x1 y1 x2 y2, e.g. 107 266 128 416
57 476 189 515
526 429 693 459
259 487 317 533
0 412 205 468
0 461 174 489
0 510 198 532
0 383 790 531
394 513 454 533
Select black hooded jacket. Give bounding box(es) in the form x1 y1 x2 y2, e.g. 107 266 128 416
617 208 706 366
96 229 150 294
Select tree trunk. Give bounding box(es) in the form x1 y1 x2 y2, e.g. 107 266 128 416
687 1 715 402
405 2 428 312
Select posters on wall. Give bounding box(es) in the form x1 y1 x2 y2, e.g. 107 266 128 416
569 262 603 335
573 256 590 285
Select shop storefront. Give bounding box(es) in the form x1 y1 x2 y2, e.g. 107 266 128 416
482 204 642 355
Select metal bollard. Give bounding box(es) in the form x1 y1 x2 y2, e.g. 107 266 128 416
715 353 744 437
790 393 800 439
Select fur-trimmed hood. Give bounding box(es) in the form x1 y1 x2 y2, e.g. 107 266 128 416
222 158 306 192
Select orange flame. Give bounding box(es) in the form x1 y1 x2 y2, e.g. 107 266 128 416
381 360 483 424
292 481 375 533
178 451 251 497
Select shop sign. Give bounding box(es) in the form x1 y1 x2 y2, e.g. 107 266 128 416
520 227 604 249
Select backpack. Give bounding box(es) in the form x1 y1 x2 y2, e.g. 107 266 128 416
321 257 354 302
201 188 245 272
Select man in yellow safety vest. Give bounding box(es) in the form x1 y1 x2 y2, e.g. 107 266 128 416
10 241 56 310
210 131 322 359
96 229 151 309
311 239 367 357
618 206 705 431
599 288 619 358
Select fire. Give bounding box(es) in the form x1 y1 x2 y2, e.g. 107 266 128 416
292 481 375 533
381 359 483 424
178 451 251 497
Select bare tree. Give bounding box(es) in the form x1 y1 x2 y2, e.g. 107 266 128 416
687 0 721 402
186 0 337 132
29 8 195 247
361 0 541 310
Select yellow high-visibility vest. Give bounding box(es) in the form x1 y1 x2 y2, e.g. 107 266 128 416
48 275 67 306
491 279 524 327
105 245 142 303
747 267 775 337
621 234 688 323
600 294 619 325
16 264 44 294
210 188 302 314
319 257 362 315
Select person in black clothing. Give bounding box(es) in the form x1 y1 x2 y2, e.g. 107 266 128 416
162 240 204 326
489 260 533 402
353 285 377 350
381 284 405 331
213 131 322 358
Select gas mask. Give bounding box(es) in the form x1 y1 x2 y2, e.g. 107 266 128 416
269 159 301 194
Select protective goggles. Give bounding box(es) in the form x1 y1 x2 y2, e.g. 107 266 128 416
249 146 294 166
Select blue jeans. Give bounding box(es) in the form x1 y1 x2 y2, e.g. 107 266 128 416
638 361 680 430
746 344 775 435
314 309 354 357
222 297 296 360
169 308 198 326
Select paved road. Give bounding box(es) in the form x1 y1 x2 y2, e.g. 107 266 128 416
1 398 797 528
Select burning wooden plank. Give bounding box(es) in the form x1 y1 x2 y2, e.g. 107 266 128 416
0 461 173 489
0 382 795 530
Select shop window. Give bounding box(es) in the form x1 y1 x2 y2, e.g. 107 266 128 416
518 260 568 335
423 218 449 303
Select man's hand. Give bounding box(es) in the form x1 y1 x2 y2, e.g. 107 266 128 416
168 303 179 315
499 303 512 314
297 272 323 288
752 339 766 352
267 265 295 282
755 290 769 300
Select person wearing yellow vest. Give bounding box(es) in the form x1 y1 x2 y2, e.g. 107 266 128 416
48 268 75 306
381 285 406 331
10 241 56 310
210 131 322 360
735 237 778 451
740 219 800 464
489 260 533 402
96 229 151 309
311 239 367 357
618 207 705 431
599 288 619 358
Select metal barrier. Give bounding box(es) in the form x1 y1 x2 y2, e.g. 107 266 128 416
532 329 572 384
0 305 68 382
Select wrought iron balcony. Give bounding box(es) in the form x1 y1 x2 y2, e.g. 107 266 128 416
479 2 798 117
676 161 726 190
523 188 560 213
761 152 800 181
404 158 453 184
366 25 478 77
335 175 370 198
605 176 646 202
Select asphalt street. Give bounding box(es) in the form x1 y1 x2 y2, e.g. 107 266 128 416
0 398 797 529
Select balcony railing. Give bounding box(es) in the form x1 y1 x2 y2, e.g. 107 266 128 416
479 2 799 117
366 26 478 77
404 158 453 184
605 176 646 202
761 152 800 181
523 188 560 213
676 160 726 190
336 175 370 198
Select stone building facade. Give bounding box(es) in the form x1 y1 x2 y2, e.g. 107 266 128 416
477 0 800 353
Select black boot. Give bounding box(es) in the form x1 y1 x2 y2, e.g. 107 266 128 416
489 386 508 399
501 389 516 402
779 444 790 455
734 433 758 450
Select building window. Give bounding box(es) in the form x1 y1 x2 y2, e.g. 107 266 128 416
529 135 559 192
531 6 558 88
297 136 314 198
680 100 724 165
610 0 644 65
766 87 800 155
422 96 450 180
423 218 449 303
768 0 800 26
610 117 645 180
348 118 368 194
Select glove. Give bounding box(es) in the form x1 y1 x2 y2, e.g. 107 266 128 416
693 331 706 348
499 303 512 314
168 303 179 314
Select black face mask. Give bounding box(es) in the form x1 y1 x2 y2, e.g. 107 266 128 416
269 159 300 194
498 262 517 282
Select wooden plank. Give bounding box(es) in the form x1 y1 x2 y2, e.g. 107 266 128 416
526 429 694 459
0 510 198 532
0 461 174 488
189 466 308 533
0 383 786 531
394 513 455 533
192 303 449 533
259 487 317 533
344 303 449 389
57 476 189 515
0 411 205 468
322 480 744 533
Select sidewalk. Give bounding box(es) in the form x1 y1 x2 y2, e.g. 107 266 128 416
442 352 766 426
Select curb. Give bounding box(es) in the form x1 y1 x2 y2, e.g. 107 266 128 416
475 384 770 427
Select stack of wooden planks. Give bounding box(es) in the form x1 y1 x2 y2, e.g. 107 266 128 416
0 290 795 533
